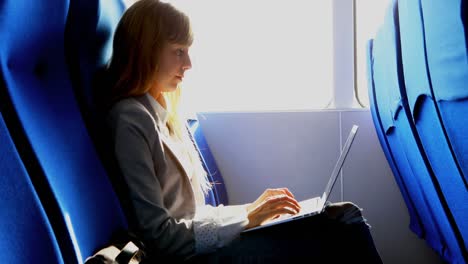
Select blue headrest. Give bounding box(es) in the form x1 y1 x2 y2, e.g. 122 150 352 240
65 0 125 116
0 0 127 262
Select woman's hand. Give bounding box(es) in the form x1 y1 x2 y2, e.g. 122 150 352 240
245 188 301 229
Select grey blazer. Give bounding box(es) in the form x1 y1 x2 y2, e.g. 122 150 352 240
107 94 202 258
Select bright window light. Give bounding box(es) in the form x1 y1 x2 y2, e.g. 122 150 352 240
161 0 334 113
355 0 391 107
122 0 334 113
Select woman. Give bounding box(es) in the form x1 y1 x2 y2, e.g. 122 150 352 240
106 0 382 262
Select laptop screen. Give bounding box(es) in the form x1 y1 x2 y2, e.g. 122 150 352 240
320 125 359 203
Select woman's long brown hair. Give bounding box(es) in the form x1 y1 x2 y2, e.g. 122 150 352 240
107 0 211 194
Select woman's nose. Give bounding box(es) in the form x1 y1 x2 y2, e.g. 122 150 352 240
183 54 192 70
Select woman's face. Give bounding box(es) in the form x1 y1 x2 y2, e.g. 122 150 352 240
152 42 192 94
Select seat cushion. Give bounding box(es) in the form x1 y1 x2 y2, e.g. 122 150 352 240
0 0 127 262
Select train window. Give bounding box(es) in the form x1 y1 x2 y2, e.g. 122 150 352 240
355 0 391 107
123 0 333 113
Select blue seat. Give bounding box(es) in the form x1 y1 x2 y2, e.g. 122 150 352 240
188 119 229 206
0 114 63 263
64 0 136 223
370 10 442 251
0 0 127 262
369 1 464 262
65 0 125 119
420 0 468 189
367 39 424 239
398 0 468 260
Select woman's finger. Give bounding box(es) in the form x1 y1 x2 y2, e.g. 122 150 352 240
268 194 301 209
264 207 298 222
281 188 295 199
261 196 301 214
247 197 301 228
267 188 296 202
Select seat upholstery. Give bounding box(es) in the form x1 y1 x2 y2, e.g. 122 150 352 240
0 0 127 262
371 9 443 253
398 0 468 259
64 0 137 226
188 119 229 206
65 0 125 121
369 1 465 262
421 0 468 189
367 39 424 238
0 114 64 264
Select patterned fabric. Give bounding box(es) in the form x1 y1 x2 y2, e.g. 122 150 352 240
193 205 249 254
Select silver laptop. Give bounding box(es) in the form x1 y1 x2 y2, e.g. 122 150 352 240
243 125 359 233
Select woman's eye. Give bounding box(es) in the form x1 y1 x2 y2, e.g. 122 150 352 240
176 49 184 56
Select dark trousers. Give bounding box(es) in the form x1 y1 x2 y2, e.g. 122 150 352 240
190 213 383 263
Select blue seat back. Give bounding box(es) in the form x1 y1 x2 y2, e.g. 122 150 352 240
367 39 424 238
399 0 468 259
0 114 63 264
370 1 464 262
64 0 134 219
421 0 468 188
0 0 127 262
420 5 468 257
65 0 125 118
188 119 229 206
371 3 442 250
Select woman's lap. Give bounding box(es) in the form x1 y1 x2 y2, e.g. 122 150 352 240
192 212 382 263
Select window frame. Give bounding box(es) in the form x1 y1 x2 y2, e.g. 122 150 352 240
330 0 364 110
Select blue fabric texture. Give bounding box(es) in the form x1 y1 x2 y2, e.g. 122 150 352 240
397 0 432 120
420 0 468 189
0 0 127 262
399 0 468 259
421 0 468 102
187 119 229 206
367 39 423 238
65 0 125 115
0 115 64 264
369 0 468 262
371 9 444 252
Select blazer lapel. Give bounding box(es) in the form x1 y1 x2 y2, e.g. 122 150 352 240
135 95 193 181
